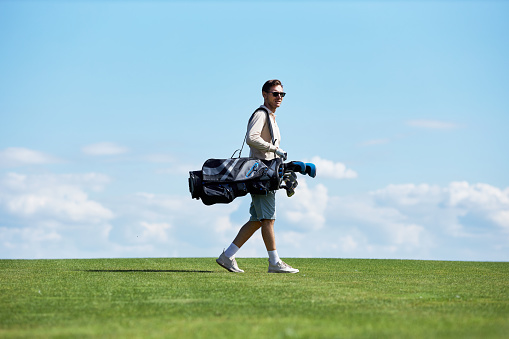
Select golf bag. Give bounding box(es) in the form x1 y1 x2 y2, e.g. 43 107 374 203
188 158 316 206
188 106 316 206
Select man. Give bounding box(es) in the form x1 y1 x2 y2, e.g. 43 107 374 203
216 79 299 274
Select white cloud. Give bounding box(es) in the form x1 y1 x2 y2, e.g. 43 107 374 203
338 235 358 252
0 172 116 259
0 147 60 168
139 221 172 242
307 156 358 179
371 182 509 234
407 119 461 130
0 222 115 259
447 182 509 208
107 191 244 257
0 172 114 223
276 179 509 260
446 182 509 232
280 179 328 231
325 194 430 253
82 142 128 156
1 166 507 261
371 183 443 206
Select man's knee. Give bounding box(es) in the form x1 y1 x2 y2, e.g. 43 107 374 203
260 219 275 228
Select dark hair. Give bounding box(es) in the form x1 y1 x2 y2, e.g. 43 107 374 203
262 79 283 93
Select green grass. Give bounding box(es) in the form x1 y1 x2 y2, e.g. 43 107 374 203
1 258 508 338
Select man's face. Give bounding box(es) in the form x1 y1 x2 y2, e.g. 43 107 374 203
263 85 285 111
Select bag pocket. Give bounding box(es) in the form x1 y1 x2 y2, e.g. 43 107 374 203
201 184 235 205
233 182 248 198
188 171 203 199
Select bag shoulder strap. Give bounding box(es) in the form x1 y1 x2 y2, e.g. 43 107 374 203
232 107 276 158
251 107 275 145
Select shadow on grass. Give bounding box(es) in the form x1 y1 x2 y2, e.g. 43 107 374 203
82 269 214 273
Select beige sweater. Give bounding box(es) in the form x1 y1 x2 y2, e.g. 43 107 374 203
246 105 281 160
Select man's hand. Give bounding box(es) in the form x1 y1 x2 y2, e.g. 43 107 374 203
275 148 287 160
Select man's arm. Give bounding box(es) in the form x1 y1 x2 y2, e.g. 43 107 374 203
246 111 278 153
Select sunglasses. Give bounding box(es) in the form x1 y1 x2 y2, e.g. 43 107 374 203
270 92 286 98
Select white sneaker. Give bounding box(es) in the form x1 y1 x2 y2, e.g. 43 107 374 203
268 260 299 273
216 251 244 273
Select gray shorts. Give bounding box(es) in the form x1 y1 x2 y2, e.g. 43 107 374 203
249 191 276 221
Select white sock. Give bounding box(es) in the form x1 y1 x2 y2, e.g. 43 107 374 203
268 250 280 265
224 243 240 259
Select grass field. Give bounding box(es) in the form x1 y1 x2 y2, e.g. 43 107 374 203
1 258 508 338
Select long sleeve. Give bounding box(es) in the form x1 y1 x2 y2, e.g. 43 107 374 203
246 108 280 160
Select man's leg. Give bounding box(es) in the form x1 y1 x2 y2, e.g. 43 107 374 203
231 219 277 257
247 193 284 267
233 220 262 248
216 220 261 273
260 219 276 251
261 218 283 266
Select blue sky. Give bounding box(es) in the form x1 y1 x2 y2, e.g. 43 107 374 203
1 1 508 261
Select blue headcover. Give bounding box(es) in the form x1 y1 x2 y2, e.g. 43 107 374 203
305 163 316 178
286 161 316 178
